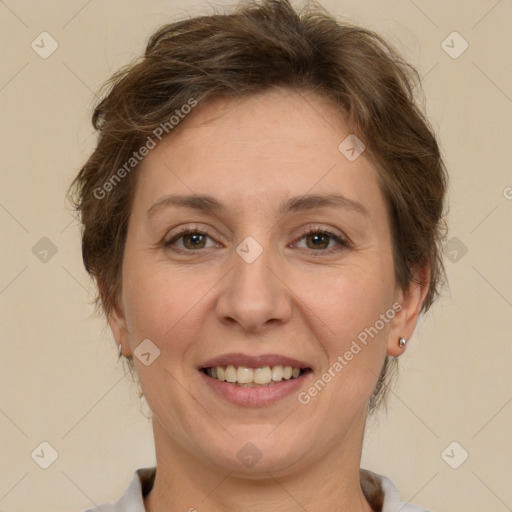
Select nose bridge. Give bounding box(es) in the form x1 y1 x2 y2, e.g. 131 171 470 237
215 231 291 331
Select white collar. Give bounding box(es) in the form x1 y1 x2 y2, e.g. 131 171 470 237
83 466 431 512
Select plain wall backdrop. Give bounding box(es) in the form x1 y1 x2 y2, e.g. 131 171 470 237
1 1 511 511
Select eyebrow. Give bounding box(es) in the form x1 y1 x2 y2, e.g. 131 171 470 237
147 192 369 218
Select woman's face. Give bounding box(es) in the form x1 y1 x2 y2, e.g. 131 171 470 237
112 88 423 475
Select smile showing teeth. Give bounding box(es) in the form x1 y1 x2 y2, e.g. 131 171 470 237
204 365 305 387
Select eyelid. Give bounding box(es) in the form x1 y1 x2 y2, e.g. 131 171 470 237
291 225 352 252
164 224 218 248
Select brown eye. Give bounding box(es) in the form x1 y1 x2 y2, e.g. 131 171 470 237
181 232 207 249
294 228 350 255
304 232 331 250
165 229 217 252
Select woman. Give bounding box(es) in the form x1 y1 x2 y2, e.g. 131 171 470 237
70 0 447 510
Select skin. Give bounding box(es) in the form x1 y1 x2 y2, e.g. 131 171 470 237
110 88 429 512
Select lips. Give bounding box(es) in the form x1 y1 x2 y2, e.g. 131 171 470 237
200 352 311 370
199 353 313 404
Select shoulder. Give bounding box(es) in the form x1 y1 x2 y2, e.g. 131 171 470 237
79 467 156 512
360 468 433 512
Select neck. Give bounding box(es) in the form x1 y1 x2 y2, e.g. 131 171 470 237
144 414 373 512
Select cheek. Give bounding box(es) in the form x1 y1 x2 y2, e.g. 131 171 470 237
303 262 395 343
121 253 216 352
121 247 170 333
300 261 394 398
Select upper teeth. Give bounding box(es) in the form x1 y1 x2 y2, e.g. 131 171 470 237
206 365 302 385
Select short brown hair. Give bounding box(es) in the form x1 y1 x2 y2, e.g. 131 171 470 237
69 0 448 413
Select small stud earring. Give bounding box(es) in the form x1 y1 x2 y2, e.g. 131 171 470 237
399 337 407 348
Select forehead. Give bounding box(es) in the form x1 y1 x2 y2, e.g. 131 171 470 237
134 88 384 219
156 88 351 166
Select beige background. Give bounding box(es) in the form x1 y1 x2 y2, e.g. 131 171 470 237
1 0 511 511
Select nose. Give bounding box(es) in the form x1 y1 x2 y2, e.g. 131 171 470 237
215 240 293 334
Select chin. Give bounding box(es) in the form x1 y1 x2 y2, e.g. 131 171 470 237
199 426 313 477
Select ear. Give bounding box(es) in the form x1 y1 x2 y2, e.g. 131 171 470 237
387 265 430 357
101 282 132 357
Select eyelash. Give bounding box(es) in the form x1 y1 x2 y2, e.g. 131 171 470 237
164 225 351 256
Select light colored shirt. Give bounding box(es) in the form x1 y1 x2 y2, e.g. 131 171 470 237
81 466 432 512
